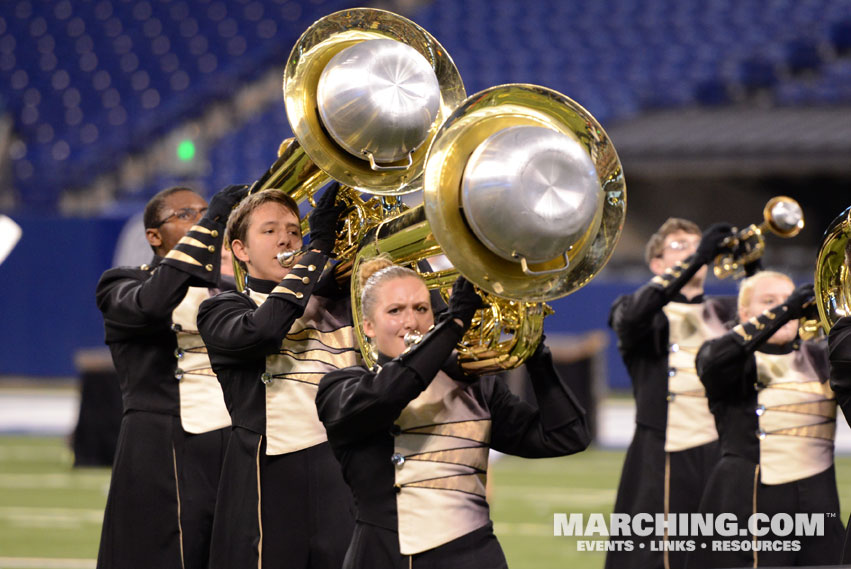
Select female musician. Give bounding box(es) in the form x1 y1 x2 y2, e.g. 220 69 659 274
315 257 591 568
692 271 844 568
197 186 356 569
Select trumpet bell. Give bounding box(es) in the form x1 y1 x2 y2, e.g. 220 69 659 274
764 196 804 237
284 8 465 195
423 84 626 302
814 205 851 331
714 195 805 280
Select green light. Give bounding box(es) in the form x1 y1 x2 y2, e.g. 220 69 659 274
177 139 196 161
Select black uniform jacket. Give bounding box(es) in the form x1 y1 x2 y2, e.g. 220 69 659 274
315 328 590 541
609 284 736 432
96 217 225 414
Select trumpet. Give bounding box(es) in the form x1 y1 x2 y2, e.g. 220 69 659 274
714 196 804 279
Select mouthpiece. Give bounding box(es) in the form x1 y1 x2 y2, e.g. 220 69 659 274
403 330 424 348
276 249 305 268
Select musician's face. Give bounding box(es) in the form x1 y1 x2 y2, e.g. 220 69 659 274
739 275 797 345
231 201 303 282
146 190 208 257
650 230 706 285
363 276 433 359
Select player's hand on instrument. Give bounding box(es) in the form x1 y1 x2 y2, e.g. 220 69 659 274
308 182 346 255
785 283 815 319
446 277 484 330
206 184 249 224
695 222 736 263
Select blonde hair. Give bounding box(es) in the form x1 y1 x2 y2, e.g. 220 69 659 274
358 255 423 319
737 270 793 313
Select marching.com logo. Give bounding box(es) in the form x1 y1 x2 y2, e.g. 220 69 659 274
554 513 827 553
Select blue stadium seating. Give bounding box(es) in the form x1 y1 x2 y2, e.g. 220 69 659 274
3 0 851 209
0 0 355 209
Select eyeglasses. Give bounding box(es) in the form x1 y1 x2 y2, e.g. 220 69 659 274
663 238 700 253
153 207 207 228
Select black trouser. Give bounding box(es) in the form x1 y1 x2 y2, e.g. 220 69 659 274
210 428 356 569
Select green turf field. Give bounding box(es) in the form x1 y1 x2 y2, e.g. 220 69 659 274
3 436 851 569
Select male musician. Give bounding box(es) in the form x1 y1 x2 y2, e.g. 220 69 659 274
605 218 739 569
828 236 851 563
95 184 246 569
197 186 357 569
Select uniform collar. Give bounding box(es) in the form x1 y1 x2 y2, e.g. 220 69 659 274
246 275 277 294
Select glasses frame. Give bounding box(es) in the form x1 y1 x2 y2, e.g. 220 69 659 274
152 207 208 228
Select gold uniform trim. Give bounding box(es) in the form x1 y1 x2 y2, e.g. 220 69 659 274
768 381 834 396
403 472 488 497
269 372 327 386
403 419 492 444
669 388 706 397
164 249 202 266
732 324 752 342
271 285 300 297
407 445 489 472
182 368 217 378
276 348 358 368
190 225 213 235
286 327 356 350
767 399 837 418
176 236 208 249
766 420 836 440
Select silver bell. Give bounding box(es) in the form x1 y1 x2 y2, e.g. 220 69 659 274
317 39 441 165
460 125 601 264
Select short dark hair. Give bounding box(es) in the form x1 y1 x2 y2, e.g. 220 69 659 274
644 217 701 264
143 187 197 230
226 189 301 273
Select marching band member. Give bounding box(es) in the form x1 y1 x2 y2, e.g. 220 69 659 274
828 238 851 563
197 186 356 569
96 184 246 569
606 218 739 569
693 271 844 567
315 257 590 568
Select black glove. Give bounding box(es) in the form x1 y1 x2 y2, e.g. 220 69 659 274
785 283 815 319
206 184 249 224
743 256 763 277
527 333 551 365
308 183 346 254
445 277 484 329
695 222 735 263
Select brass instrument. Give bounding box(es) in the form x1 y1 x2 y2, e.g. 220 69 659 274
283 8 465 195
812 205 851 333
352 84 626 373
714 196 804 279
231 7 465 287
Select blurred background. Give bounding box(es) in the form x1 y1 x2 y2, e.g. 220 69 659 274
0 0 850 567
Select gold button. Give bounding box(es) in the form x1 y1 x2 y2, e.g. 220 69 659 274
205 264 213 272
208 245 216 253
302 276 310 284
211 230 219 237
308 264 316 271
295 292 304 299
